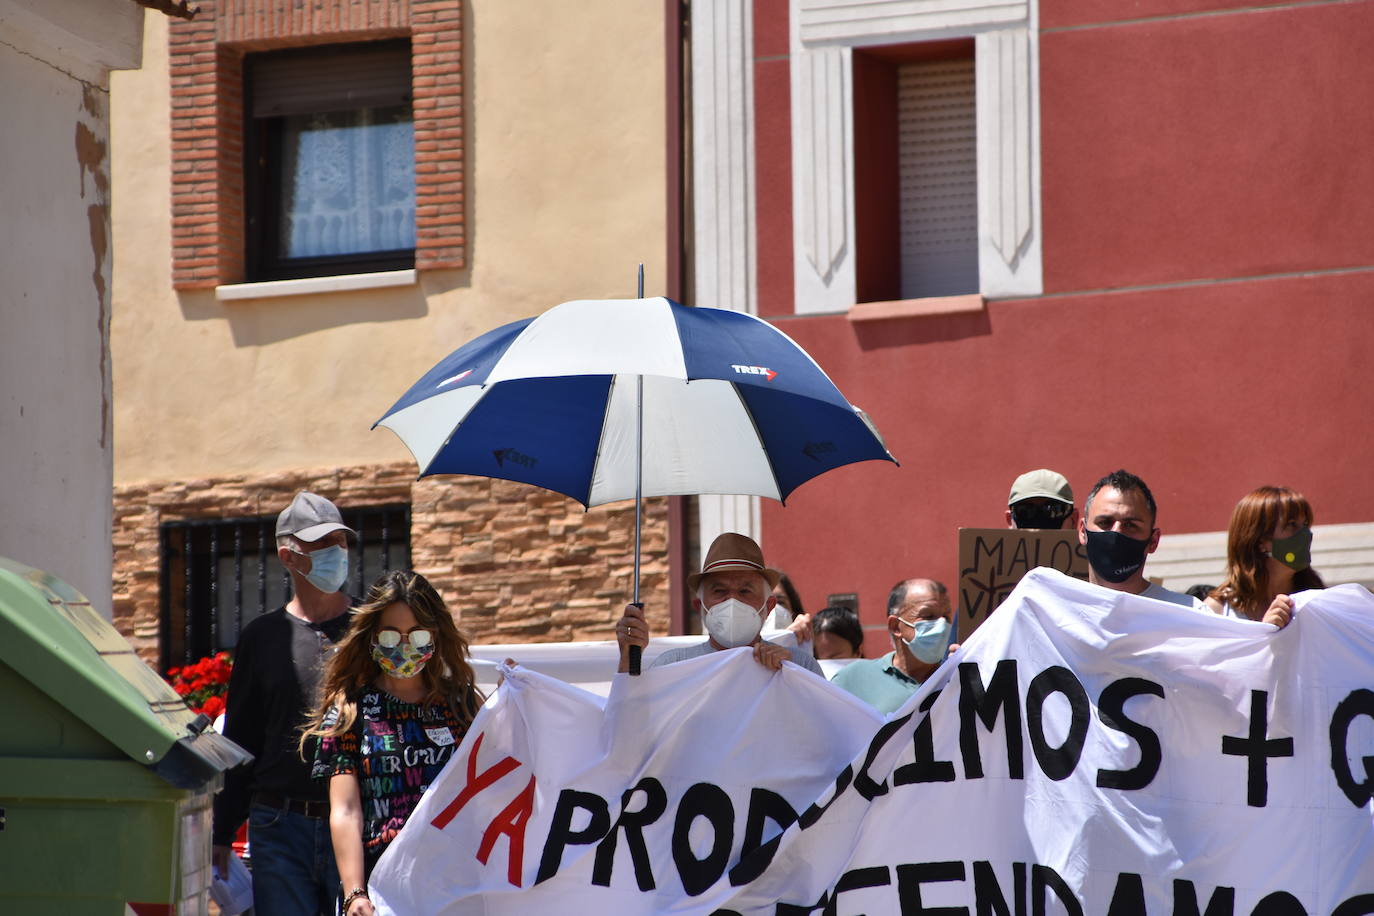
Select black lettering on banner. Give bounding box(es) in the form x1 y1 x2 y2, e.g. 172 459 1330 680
1025 666 1090 781
798 764 853 830
1329 689 1374 808
672 782 735 896
896 690 956 785
1172 879 1234 916
775 866 892 916
959 660 1024 780
896 861 968 916
1221 690 1294 807
855 711 915 800
728 789 799 886
1032 864 1082 916
972 860 1026 916
1332 894 1374 916
591 777 667 890
535 790 610 884
1250 892 1305 916
1105 873 1145 916
1096 678 1165 790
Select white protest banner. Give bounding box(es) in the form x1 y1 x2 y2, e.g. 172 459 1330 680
371 569 1374 914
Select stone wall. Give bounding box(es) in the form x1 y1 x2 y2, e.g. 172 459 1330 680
112 462 669 665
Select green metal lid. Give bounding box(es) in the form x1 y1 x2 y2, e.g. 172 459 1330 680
0 556 249 782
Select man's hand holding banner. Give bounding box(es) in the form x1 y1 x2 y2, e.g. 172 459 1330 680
372 569 1374 914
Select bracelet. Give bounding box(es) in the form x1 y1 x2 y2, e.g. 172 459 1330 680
343 886 369 910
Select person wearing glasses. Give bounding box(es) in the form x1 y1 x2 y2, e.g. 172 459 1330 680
1005 468 1079 531
302 571 484 916
831 579 954 715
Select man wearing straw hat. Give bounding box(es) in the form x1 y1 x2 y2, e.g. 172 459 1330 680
615 533 824 675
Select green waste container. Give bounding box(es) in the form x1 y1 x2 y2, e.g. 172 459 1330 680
0 556 252 915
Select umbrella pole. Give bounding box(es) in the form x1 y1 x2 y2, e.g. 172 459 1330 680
629 264 645 675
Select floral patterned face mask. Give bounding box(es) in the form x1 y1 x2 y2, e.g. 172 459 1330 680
371 636 434 679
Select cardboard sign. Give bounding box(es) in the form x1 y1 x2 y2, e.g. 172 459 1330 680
957 527 1087 638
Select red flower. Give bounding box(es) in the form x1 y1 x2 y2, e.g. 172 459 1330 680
163 652 234 718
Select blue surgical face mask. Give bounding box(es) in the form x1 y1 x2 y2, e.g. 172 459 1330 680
296 544 348 593
902 617 951 664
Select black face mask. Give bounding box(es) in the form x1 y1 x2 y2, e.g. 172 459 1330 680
1269 527 1313 572
1011 502 1072 530
1084 529 1151 583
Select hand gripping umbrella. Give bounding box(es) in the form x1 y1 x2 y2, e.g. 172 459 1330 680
375 295 897 672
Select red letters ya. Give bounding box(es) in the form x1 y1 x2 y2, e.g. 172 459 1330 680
430 732 536 887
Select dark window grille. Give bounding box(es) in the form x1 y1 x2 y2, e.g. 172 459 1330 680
158 504 411 672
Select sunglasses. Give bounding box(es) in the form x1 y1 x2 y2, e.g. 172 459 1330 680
1011 501 1073 527
376 627 434 649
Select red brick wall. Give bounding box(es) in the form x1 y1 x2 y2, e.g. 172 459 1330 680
168 0 464 288
412 1 464 271
113 464 671 665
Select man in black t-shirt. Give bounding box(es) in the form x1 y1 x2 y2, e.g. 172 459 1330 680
212 491 356 916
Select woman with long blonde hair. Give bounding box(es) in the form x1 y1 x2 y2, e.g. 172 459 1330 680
302 570 483 916
1206 486 1325 628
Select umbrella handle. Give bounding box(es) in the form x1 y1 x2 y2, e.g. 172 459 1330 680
627 602 643 676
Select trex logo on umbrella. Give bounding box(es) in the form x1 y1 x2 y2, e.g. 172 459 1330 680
732 364 778 382
493 447 537 469
802 441 836 462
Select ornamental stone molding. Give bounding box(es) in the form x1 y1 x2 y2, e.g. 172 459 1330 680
791 0 1042 312
691 0 761 544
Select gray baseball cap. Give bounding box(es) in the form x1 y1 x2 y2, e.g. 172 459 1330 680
1008 469 1074 506
276 491 356 543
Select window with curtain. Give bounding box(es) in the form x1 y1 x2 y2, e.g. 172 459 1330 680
246 40 416 281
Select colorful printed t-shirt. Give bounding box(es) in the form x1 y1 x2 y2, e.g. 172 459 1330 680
313 687 469 874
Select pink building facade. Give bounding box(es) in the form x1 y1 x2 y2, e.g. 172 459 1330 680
688 0 1374 652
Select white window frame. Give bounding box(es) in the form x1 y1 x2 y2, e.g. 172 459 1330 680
791 0 1043 314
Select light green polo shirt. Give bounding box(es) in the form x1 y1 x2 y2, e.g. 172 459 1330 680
830 651 922 714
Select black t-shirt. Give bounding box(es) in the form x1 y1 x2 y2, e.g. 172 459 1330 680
211 604 352 846
313 688 471 876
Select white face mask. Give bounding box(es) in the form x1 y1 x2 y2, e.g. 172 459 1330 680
702 597 765 649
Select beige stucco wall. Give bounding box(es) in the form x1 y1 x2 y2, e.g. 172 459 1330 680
1 0 143 617
110 3 667 485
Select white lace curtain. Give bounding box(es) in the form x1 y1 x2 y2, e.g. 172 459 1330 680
278 106 416 259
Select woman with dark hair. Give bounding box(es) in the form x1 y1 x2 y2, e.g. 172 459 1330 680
766 569 816 645
811 606 863 660
1205 486 1325 628
770 571 805 620
302 571 484 916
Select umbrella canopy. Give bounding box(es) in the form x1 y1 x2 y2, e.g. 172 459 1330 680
375 297 896 507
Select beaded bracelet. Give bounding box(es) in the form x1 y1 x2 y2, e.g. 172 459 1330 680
343 886 369 911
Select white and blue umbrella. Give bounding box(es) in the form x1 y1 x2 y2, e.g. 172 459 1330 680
374 297 896 507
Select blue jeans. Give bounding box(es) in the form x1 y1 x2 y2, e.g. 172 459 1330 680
248 803 340 916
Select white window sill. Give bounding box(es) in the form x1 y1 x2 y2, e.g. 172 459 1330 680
215 269 418 301
846 294 985 323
